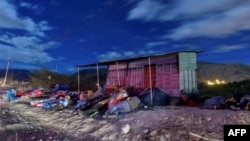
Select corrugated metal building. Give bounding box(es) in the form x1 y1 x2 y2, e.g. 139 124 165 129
77 51 199 97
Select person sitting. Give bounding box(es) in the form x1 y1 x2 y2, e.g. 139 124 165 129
176 90 189 106
72 91 88 115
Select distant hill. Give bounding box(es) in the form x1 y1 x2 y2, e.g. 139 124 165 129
197 62 250 83
0 69 31 81
1 62 250 84
69 68 108 90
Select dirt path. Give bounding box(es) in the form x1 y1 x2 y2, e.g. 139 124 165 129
1 96 250 141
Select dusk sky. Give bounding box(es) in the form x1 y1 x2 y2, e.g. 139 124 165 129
0 0 250 74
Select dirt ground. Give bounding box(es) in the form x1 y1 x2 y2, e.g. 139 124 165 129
0 96 250 141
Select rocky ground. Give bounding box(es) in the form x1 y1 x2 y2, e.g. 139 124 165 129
0 96 250 141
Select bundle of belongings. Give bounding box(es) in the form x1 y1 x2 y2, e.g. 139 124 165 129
105 87 141 116
30 88 43 98
30 91 70 111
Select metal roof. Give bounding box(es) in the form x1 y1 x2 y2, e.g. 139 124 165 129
76 50 202 67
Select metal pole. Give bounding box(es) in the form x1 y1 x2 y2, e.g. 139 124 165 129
96 63 99 85
78 67 80 92
148 57 153 105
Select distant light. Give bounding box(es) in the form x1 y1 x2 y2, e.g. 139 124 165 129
207 79 226 85
207 80 215 85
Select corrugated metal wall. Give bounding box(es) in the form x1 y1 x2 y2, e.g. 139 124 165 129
178 52 197 94
156 63 179 97
106 52 197 97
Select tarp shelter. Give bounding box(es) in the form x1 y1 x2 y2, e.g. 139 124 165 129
76 51 200 98
139 87 170 106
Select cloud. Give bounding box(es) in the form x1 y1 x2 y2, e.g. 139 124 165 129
168 4 250 40
0 34 59 64
128 0 244 21
0 34 59 50
146 41 167 48
0 0 57 69
124 51 136 57
127 0 250 40
0 0 52 37
127 0 167 22
213 45 247 53
98 50 156 61
19 2 38 10
99 52 122 61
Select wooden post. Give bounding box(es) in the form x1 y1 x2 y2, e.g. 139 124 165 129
116 61 120 86
3 57 10 87
148 57 153 105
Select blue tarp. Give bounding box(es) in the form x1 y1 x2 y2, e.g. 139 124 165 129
51 84 69 93
4 89 16 101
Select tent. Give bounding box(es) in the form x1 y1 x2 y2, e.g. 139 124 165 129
139 87 170 107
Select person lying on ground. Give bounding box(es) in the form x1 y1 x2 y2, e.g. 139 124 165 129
60 95 70 108
224 93 247 111
30 91 66 107
87 84 106 101
93 83 106 98
43 95 70 110
201 96 225 110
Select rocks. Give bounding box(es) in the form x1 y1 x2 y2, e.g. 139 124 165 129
205 117 212 121
2 110 8 114
149 130 157 136
1 98 250 141
121 124 131 134
143 128 150 134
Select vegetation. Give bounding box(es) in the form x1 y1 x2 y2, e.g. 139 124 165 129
198 79 250 98
29 68 70 89
29 68 107 91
